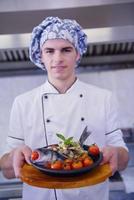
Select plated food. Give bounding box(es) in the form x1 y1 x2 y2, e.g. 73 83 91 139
30 134 103 176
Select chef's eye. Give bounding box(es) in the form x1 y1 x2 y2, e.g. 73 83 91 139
62 48 72 53
44 49 54 54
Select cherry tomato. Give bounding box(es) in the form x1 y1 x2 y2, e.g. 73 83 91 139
88 144 100 156
63 163 72 170
45 161 51 169
72 160 83 169
83 156 93 167
79 152 88 161
64 158 73 164
51 160 63 170
31 151 39 160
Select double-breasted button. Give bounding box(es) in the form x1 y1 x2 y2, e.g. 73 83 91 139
44 95 48 99
81 117 85 121
46 119 50 123
79 94 83 98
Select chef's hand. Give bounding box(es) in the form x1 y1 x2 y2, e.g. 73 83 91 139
12 145 32 178
101 146 118 175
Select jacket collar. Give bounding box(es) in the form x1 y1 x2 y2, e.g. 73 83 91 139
40 78 81 95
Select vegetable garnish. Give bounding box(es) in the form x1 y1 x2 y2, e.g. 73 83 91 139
56 133 86 159
56 133 74 145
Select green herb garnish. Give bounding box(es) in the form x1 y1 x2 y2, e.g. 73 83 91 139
56 133 74 145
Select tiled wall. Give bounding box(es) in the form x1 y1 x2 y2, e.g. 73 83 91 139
0 67 134 156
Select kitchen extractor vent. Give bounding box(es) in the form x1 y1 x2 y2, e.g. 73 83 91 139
85 42 134 56
0 48 29 62
0 41 134 72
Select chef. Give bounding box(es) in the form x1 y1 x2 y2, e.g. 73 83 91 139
0 16 129 200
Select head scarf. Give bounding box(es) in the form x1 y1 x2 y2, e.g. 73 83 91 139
29 16 87 69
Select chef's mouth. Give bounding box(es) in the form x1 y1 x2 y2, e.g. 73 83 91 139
52 66 67 68
51 66 67 70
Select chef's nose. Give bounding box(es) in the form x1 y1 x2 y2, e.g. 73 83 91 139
53 51 63 63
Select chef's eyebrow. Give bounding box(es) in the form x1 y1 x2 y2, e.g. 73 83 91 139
43 47 53 50
62 47 74 51
43 46 74 51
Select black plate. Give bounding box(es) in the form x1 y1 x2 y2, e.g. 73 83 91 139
30 145 103 177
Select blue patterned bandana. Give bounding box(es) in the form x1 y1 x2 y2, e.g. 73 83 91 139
29 16 87 70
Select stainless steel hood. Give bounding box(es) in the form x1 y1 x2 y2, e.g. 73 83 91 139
0 0 134 73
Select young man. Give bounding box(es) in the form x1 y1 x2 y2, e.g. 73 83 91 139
0 17 129 200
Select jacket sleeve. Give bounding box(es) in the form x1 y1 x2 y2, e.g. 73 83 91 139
105 92 128 150
3 97 24 154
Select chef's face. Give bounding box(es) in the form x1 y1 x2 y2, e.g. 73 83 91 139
41 39 80 83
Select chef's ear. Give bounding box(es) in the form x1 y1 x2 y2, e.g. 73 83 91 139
40 48 43 61
76 52 80 62
75 54 81 68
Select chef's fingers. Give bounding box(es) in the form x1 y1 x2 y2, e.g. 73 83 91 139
101 146 118 175
13 145 32 178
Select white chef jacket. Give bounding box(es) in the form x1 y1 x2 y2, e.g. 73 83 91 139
5 78 127 200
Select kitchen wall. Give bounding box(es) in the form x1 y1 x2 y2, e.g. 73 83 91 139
0 67 134 156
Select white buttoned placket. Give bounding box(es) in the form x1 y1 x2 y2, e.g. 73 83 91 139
42 92 60 200
41 93 88 144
